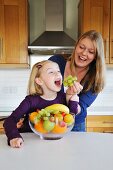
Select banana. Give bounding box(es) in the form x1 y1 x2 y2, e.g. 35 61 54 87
45 104 69 114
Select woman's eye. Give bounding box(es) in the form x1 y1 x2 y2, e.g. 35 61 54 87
79 45 85 49
89 51 95 54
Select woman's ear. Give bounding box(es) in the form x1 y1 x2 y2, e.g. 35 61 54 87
35 77 43 85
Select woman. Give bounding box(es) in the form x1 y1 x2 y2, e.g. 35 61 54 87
49 30 106 132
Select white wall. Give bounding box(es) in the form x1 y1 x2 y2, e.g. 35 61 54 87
0 60 113 116
87 68 113 115
0 69 30 116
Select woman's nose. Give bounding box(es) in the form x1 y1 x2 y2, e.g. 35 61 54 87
82 48 88 55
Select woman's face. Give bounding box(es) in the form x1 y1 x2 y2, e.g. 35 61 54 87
36 62 62 92
74 37 96 68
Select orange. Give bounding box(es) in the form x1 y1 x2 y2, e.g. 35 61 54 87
29 112 38 124
64 114 74 124
52 124 67 134
34 120 47 134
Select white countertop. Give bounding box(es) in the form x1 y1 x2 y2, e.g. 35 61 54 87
1 132 113 170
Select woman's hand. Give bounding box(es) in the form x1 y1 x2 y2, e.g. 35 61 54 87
16 118 24 129
10 138 23 148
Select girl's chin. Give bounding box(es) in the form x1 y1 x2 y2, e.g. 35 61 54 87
55 86 61 91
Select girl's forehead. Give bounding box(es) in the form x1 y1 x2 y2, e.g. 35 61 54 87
42 61 59 69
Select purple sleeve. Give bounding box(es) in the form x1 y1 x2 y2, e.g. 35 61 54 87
68 100 78 115
3 96 36 143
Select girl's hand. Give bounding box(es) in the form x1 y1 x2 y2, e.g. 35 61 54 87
10 138 23 148
66 82 83 95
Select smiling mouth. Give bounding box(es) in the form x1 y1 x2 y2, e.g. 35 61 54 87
55 80 61 87
79 56 87 61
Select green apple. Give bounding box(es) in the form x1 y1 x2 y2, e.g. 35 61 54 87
43 120 55 132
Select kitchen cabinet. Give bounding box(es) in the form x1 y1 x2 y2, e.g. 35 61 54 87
0 120 4 134
86 115 113 133
78 0 113 66
0 0 29 68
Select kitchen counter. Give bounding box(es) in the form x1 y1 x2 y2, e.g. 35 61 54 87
1 132 113 170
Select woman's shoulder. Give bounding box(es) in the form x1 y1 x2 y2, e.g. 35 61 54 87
49 54 67 66
49 55 67 75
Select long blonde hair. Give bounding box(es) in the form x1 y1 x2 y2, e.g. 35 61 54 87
70 30 106 94
28 60 53 95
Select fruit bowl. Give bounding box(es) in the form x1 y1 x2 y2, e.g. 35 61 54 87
29 104 75 140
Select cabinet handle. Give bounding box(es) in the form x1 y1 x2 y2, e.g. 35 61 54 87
0 37 3 60
111 40 113 59
103 121 113 124
0 38 1 59
105 38 109 59
103 131 113 133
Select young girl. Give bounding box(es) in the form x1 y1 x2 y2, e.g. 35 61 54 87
4 60 82 148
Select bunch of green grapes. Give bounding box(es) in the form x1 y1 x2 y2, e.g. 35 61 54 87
63 75 77 87
34 109 51 123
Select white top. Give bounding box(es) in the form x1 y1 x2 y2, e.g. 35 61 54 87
1 132 113 170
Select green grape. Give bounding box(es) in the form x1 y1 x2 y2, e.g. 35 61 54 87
45 112 50 117
63 75 77 87
69 83 73 86
43 116 49 121
67 79 72 84
63 82 68 87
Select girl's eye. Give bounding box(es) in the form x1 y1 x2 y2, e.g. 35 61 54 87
49 71 54 74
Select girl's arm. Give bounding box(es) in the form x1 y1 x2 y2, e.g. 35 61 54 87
3 95 34 145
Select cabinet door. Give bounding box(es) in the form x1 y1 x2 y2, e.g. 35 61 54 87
86 115 113 133
0 0 28 68
110 0 113 64
78 0 110 64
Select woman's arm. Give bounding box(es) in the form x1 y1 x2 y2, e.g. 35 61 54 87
78 90 98 119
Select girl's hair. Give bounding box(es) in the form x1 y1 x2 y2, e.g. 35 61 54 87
69 30 106 94
28 60 53 95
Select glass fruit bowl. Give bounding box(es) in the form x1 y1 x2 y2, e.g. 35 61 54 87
29 108 75 140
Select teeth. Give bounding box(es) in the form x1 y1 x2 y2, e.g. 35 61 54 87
79 56 86 61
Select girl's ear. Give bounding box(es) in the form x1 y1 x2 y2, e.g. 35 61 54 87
35 77 43 85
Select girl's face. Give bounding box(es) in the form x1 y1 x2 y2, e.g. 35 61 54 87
36 62 62 93
74 37 96 68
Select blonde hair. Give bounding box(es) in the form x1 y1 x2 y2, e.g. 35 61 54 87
28 60 53 95
69 30 106 94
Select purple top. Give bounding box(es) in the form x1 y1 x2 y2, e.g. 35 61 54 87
3 92 78 143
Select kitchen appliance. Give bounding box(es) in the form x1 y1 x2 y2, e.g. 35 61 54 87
28 0 76 57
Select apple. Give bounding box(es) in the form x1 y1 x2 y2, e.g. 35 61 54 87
59 121 67 127
43 120 55 132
